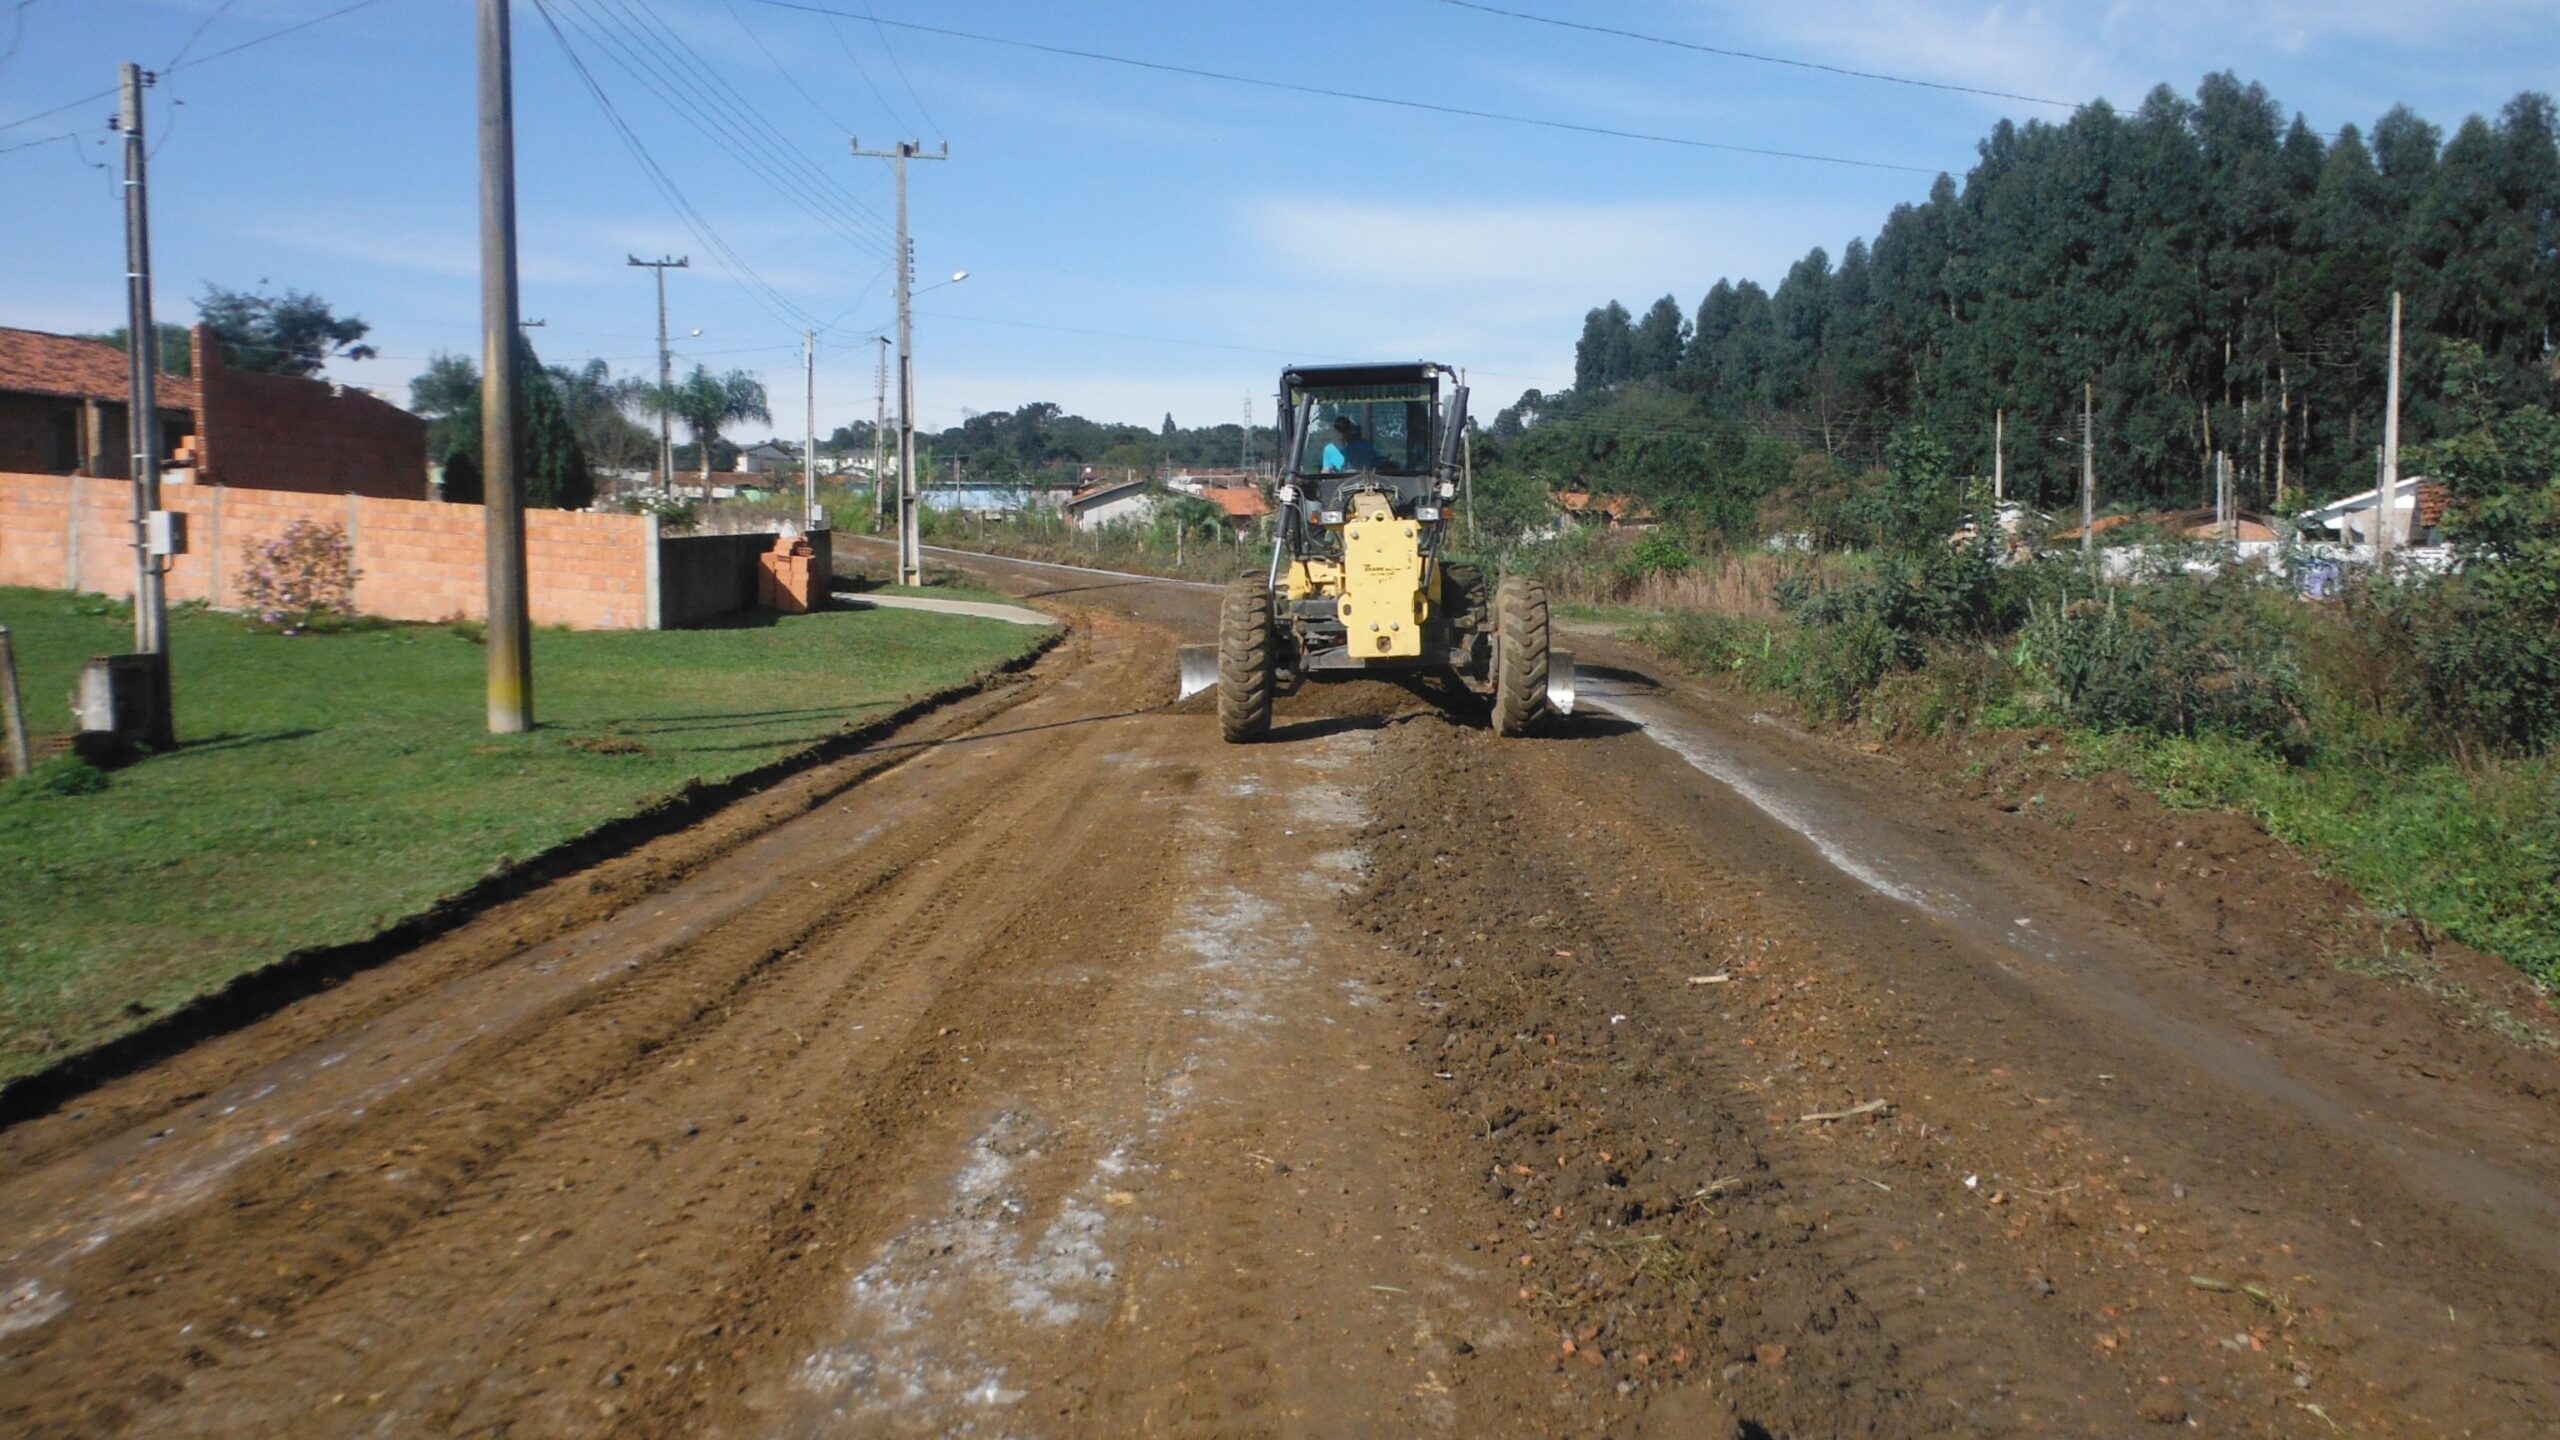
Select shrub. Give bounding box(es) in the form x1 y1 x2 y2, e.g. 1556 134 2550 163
237 519 359 634
2019 579 2310 756
2388 572 2560 756
2 755 109 802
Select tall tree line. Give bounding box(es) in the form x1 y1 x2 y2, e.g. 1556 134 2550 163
1564 77 2560 514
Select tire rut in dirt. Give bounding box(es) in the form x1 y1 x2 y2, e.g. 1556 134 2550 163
0 659 1062 1178
0 637 1130 1438
1345 714 2130 1436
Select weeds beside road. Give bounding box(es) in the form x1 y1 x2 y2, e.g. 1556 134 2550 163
0 587 1048 1082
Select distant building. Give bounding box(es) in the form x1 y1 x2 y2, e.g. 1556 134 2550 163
1066 476 1157 529
0 324 425 499
735 439 801 476
1197 484 1272 539
0 327 197 478
1554 489 1658 529
2299 477 2446 547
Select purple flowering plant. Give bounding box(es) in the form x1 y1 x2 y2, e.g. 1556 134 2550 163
238 519 360 634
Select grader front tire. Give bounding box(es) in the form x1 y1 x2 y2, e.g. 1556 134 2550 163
1218 577 1275 743
1492 575 1552 738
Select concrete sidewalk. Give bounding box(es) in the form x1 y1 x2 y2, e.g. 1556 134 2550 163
831 589 1057 627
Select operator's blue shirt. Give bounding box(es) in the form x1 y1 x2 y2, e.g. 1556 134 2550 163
1322 437 1379 472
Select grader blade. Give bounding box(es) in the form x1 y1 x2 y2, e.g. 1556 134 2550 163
1176 644 1220 702
1547 651 1577 715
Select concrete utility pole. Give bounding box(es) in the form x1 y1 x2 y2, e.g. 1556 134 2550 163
627 255 688 497
1458 366 1476 544
803 328 818 527
1993 409 2004 504
851 137 947 586
2379 289 2403 563
119 62 175 746
479 0 532 733
0 625 30 779
2080 383 2096 561
871 336 888 525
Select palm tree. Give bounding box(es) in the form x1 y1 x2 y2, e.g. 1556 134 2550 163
548 358 657 487
665 366 771 490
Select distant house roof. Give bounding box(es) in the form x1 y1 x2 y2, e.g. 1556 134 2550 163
0 326 199 408
1554 489 1654 524
1069 477 1149 506
738 439 798 457
1200 484 1270 520
2049 509 2286 543
2301 477 2448 532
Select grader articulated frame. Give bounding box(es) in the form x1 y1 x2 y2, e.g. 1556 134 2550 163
1176 361 1574 742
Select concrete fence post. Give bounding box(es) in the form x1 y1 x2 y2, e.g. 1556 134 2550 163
346 491 364 610
643 511 664 630
65 475 83 593
208 483 226 607
0 625 31 779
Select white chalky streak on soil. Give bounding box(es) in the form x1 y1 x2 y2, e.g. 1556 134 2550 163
1584 683 1952 915
777 732 1375 1438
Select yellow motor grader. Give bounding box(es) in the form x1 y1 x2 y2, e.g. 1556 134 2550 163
1177 361 1573 742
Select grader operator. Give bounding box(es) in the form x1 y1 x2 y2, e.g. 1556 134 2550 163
1176 361 1574 742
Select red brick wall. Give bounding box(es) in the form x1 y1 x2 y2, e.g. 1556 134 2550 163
192 327 429 501
0 472 651 629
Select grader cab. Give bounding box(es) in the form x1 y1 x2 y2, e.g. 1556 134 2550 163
1176 361 1574 742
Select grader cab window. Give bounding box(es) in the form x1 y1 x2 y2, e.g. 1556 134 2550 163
1292 385 1433 475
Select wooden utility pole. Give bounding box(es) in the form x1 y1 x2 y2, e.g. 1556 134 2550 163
626 255 688 497
2379 290 2403 563
2081 383 2096 560
118 61 174 748
851 137 947 586
479 0 532 733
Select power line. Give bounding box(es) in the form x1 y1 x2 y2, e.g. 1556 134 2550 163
856 0 939 141
0 0 399 135
554 0 896 252
818 9 909 131
611 0 893 234
736 0 1940 174
718 0 855 133
527 0 827 334
1420 0 2077 112
162 0 243 71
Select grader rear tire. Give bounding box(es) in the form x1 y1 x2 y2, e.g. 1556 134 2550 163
1491 575 1551 738
1218 576 1275 743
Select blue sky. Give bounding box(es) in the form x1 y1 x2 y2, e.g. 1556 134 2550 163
3 0 2552 439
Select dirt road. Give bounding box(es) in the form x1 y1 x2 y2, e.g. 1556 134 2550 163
3 544 2556 1438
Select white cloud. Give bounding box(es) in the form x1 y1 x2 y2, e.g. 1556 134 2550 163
1725 0 2557 117
1241 192 1872 387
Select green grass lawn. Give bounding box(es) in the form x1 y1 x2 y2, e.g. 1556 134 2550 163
0 588 1049 1082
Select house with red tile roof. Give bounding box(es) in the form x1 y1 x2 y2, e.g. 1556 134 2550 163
0 324 427 499
0 327 197 479
1198 484 1271 538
